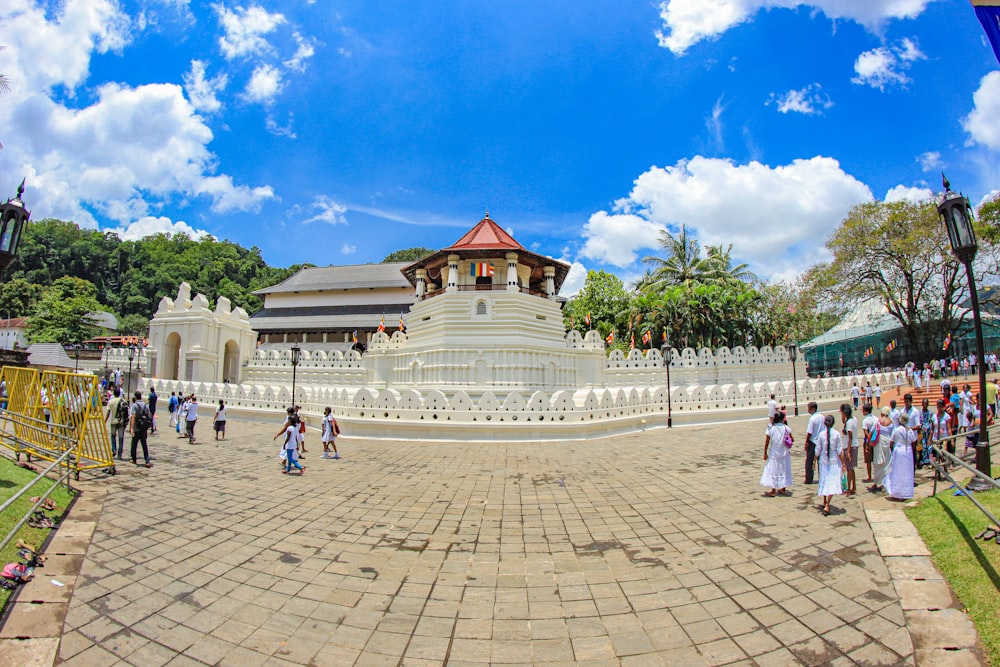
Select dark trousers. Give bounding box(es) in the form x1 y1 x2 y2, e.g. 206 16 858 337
131 429 149 464
805 441 816 484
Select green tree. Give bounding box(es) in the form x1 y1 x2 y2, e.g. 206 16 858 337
26 277 105 343
117 313 150 337
0 278 44 318
821 198 970 359
382 247 435 263
640 225 719 291
563 270 633 341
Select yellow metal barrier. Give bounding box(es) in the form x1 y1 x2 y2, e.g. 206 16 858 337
0 366 115 478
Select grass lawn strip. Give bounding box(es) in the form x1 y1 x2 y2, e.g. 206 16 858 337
0 454 77 613
906 477 1000 667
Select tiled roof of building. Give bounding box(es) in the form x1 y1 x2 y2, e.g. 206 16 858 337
249 304 414 333
254 263 412 295
0 317 28 328
445 213 523 251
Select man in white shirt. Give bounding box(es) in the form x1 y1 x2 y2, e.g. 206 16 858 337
805 401 824 485
888 400 900 428
767 394 778 424
861 403 877 483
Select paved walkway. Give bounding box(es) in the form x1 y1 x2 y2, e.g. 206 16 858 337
19 415 958 665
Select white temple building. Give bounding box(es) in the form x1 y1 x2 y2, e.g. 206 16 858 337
133 214 847 441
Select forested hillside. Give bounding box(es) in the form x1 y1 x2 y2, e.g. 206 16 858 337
0 219 309 337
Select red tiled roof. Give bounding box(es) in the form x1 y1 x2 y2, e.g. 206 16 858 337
445 214 523 251
0 318 27 328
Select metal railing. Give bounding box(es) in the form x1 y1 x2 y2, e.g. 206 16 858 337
0 442 74 554
928 428 1000 531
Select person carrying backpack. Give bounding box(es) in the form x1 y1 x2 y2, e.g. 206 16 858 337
129 390 153 468
105 387 127 460
167 391 179 428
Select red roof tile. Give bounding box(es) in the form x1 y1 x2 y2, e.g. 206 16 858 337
445 213 523 251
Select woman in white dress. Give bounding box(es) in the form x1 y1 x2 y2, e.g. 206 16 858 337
869 407 894 493
816 415 845 516
760 411 793 496
885 411 915 500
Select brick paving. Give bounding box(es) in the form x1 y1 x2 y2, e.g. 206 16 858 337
49 414 923 666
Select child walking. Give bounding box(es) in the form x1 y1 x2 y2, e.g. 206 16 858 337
321 407 340 459
275 418 304 475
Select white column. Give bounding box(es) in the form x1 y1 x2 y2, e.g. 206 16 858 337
446 255 460 292
543 266 555 298
506 253 519 292
416 269 427 299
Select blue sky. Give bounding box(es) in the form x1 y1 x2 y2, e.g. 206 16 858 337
2 0 999 295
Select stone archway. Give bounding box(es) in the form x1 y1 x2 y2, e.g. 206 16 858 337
163 332 181 380
222 339 240 383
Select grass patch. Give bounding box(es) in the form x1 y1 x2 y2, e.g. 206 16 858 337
906 472 1000 665
0 454 77 613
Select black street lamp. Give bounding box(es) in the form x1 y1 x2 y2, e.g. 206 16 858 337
660 337 673 428
127 345 137 398
939 174 992 490
0 179 30 274
788 343 799 417
72 343 82 372
290 343 301 408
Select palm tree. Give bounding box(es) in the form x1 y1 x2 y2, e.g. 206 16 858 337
704 243 757 285
641 225 717 291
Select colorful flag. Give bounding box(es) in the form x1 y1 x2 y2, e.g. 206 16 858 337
630 334 635 349
605 331 615 344
399 313 405 331
471 262 495 277
886 339 897 353
352 330 358 344
662 331 667 343
642 331 652 347
974 1 1000 64
585 312 591 327
943 332 952 350
377 315 385 333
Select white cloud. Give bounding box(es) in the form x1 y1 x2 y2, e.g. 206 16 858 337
109 215 211 241
284 32 317 72
581 156 872 280
183 60 228 113
851 38 925 90
243 64 283 104
768 83 833 115
884 184 933 203
917 151 943 173
559 261 587 297
341 244 357 255
963 71 1000 152
214 3 286 60
655 0 932 55
265 114 296 139
0 0 130 95
303 196 348 225
707 96 726 151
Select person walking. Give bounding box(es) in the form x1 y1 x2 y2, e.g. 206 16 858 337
176 395 187 436
275 415 304 475
185 395 199 444
932 399 952 471
873 382 882 407
295 406 308 457
919 397 933 469
861 403 877 484
321 407 340 459
885 412 915 500
767 394 779 423
167 391 179 429
815 415 845 515
148 386 158 433
840 404 858 496
760 411 792 496
104 387 127 460
214 400 227 440
129 390 153 468
869 407 894 493
804 402 824 485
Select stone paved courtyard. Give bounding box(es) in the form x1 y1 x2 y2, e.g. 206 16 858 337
52 414 919 666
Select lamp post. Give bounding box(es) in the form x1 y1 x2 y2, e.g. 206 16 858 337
126 345 137 398
939 174 992 490
788 343 799 417
0 179 30 275
661 337 673 428
72 343 82 372
290 344 301 408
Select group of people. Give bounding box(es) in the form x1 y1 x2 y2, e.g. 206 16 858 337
761 393 943 515
273 405 341 474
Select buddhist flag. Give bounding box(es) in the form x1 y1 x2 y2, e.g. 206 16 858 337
943 332 952 350
585 312 591 327
974 1 1000 63
352 330 358 344
377 315 385 333
662 331 667 343
642 331 652 347
630 334 635 349
471 262 495 277
605 331 615 344
886 339 897 352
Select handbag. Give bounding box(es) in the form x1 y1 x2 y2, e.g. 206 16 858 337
783 427 794 449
